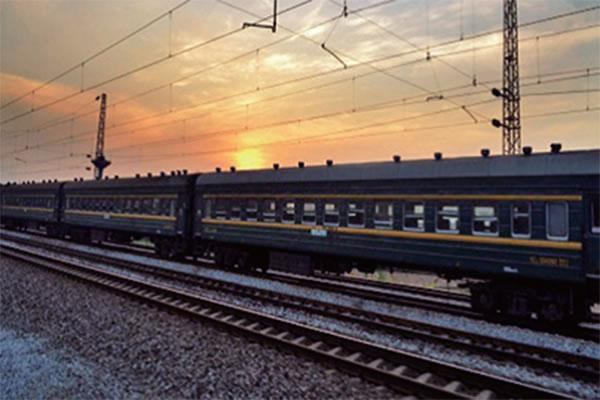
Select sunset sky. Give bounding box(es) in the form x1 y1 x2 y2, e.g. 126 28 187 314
1 0 598 183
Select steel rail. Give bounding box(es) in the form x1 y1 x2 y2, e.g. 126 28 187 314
0 243 571 399
1 233 598 384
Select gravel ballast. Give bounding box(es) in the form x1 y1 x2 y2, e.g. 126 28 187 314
0 256 395 399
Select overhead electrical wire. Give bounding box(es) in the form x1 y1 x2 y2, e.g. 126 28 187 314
0 0 314 126
0 0 192 111
3 3 599 179
3 11 595 142
3 65 596 159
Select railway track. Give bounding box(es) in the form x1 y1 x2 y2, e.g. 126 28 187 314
1 233 598 386
0 241 572 399
2 228 599 341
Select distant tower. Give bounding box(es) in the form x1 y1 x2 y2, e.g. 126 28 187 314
91 93 111 180
492 0 522 155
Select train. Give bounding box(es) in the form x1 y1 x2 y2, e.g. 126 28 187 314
2 145 599 324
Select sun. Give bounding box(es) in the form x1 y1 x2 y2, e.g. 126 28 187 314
233 148 265 170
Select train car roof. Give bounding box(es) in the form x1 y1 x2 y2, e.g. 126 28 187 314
63 173 197 191
196 149 600 186
1 181 62 193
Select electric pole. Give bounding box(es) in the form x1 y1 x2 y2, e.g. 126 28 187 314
491 0 522 155
91 93 111 180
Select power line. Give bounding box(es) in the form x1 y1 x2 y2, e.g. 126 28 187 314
0 0 192 111
0 0 314 126
4 66 596 159
3 12 595 141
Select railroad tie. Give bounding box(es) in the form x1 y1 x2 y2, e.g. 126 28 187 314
474 389 495 400
416 372 432 384
367 358 383 369
309 341 324 350
291 336 306 344
390 365 408 376
443 380 463 392
260 327 275 335
327 346 343 356
346 352 362 362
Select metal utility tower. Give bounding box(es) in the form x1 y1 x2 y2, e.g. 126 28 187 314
91 93 111 180
492 0 522 155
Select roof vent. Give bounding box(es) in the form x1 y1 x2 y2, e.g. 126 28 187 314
523 146 532 156
135 173 141 178
160 171 166 177
215 167 222 173
183 169 188 175
147 172 152 178
105 176 109 180
298 161 305 168
326 159 333 167
393 155 401 163
481 148 490 158
54 179 58 183
230 166 236 173
114 175 119 179
170 171 176 176
550 143 562 154
273 163 279 170
434 152 442 161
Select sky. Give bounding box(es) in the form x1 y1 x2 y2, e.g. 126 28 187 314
0 0 598 182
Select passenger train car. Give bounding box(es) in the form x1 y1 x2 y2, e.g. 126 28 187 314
1 147 599 324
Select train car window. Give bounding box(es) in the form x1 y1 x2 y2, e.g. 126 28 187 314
592 196 600 234
302 202 316 225
132 199 140 214
263 200 276 222
511 202 531 238
152 198 160 215
230 201 241 220
324 203 340 226
374 202 393 229
282 201 295 224
436 205 459 234
215 199 228 220
473 206 498 236
143 198 152 212
246 200 258 221
546 202 568 241
204 199 212 219
169 199 176 217
404 202 425 232
348 202 365 228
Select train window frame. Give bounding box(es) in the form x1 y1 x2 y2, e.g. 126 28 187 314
546 202 569 241
302 201 317 225
592 196 600 234
215 199 228 220
204 199 212 219
472 205 499 237
324 202 340 227
436 204 460 234
262 199 276 222
403 202 425 232
246 200 258 221
374 201 394 230
282 201 295 224
511 202 531 238
348 202 365 228
230 201 241 220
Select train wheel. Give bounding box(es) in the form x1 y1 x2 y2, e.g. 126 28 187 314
539 301 565 324
470 285 496 314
